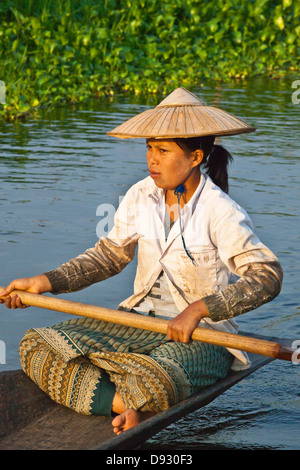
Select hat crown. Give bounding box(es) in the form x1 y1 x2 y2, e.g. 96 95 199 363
157 87 206 107
107 87 256 139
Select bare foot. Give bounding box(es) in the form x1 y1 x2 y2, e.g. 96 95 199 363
112 409 155 435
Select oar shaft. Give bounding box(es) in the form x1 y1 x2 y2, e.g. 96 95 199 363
0 287 294 361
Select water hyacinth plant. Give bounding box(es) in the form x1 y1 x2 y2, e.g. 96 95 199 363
0 0 299 121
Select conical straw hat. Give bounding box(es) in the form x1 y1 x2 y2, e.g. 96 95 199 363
107 88 256 139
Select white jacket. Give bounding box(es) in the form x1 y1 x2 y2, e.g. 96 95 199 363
47 173 280 369
106 174 279 368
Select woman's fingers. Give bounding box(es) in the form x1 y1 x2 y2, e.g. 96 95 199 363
167 320 191 343
0 283 16 301
0 285 15 305
167 302 208 343
4 293 29 309
0 280 31 308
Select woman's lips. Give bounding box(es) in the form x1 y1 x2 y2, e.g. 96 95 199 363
150 171 160 179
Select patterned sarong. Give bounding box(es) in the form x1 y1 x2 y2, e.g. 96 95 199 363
19 317 232 416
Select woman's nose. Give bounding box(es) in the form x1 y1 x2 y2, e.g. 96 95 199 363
148 149 159 165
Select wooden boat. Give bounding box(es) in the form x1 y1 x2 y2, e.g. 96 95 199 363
0 332 294 450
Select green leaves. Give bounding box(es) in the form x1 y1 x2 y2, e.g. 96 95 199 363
0 0 299 121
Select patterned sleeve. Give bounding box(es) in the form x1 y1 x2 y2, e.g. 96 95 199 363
202 260 283 322
44 236 138 294
203 199 283 321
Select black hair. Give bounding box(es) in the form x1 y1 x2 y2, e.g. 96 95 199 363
173 136 233 194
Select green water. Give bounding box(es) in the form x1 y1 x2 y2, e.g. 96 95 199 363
0 77 299 449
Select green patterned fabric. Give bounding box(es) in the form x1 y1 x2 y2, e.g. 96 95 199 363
19 317 232 416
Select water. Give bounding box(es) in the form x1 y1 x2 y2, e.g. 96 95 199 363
0 78 299 450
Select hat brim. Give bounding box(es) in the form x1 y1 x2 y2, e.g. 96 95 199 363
107 105 256 139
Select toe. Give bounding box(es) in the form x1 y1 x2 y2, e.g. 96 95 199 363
112 414 123 427
112 412 126 434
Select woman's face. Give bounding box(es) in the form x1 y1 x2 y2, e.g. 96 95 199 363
146 139 202 190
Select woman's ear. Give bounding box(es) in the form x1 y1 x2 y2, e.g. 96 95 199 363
192 149 204 167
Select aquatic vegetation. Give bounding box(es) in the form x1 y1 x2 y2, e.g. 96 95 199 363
0 0 299 121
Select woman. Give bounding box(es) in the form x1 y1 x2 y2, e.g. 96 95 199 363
0 88 283 435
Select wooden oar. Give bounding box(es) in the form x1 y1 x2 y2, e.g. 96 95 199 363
0 287 295 362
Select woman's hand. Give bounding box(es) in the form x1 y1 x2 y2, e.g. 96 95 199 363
0 275 52 309
167 299 209 343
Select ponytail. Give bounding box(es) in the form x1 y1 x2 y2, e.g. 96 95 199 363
173 136 233 194
202 144 233 194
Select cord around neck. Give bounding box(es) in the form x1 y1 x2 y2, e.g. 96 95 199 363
174 180 195 265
